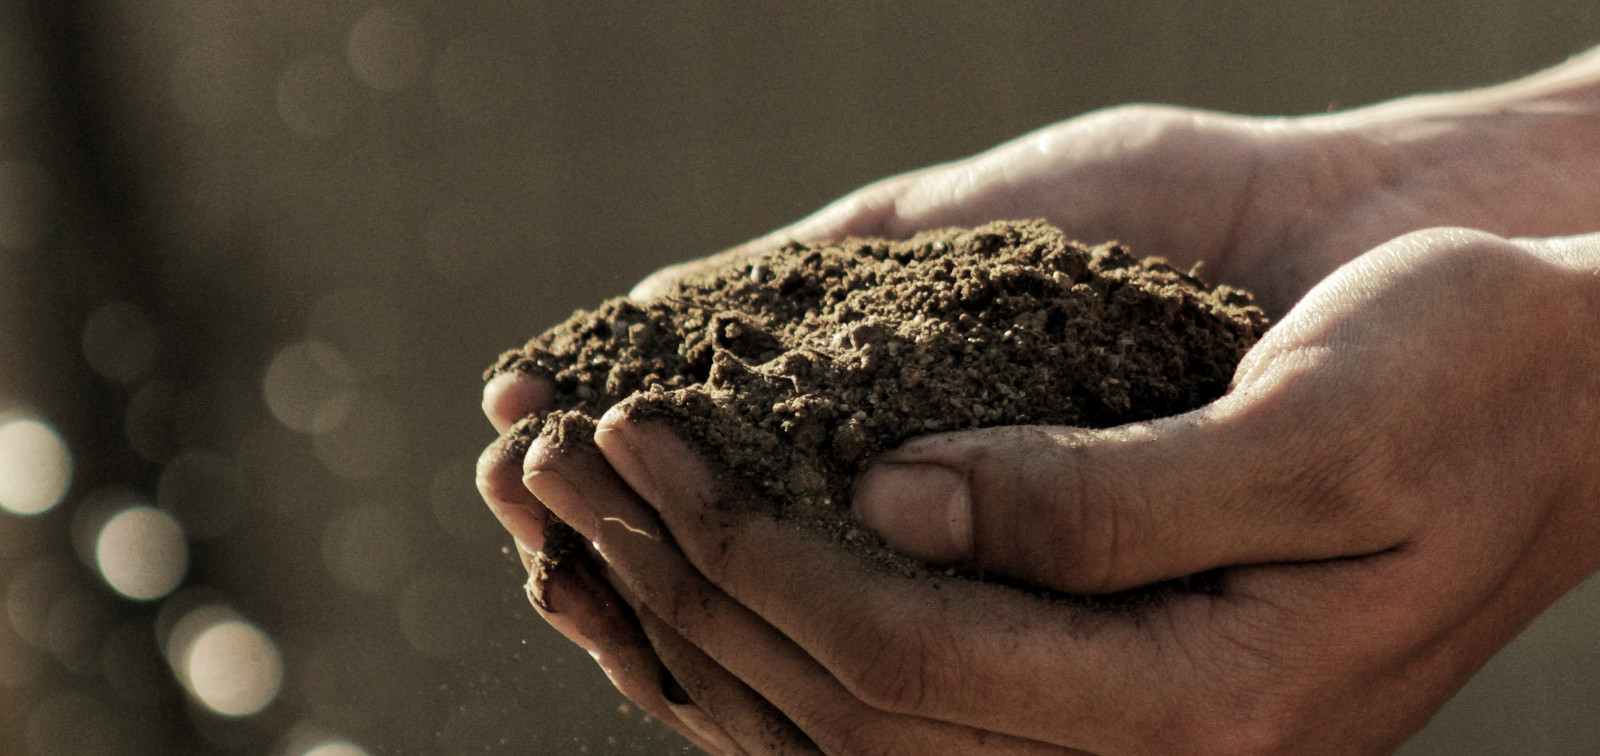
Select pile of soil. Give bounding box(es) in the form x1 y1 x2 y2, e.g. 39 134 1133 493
491 219 1265 581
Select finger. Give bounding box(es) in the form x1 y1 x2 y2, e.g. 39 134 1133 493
846 385 1416 594
482 366 556 434
594 414 1308 754
628 591 815 756
629 245 766 302
482 418 724 750
528 545 731 755
842 229 1579 596
526 437 1081 756
476 420 557 552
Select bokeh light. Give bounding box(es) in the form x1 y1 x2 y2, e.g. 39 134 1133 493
304 740 371 756
70 488 143 570
347 6 426 92
169 609 283 718
95 505 188 601
263 340 356 434
81 301 159 383
0 416 72 515
160 598 235 661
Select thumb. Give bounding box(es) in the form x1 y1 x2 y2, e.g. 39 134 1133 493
850 402 1410 595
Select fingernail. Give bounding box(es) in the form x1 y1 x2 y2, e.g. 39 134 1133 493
595 409 660 507
486 499 546 550
525 573 557 613
851 463 972 565
513 538 537 574
526 573 608 655
524 467 596 540
482 369 554 435
671 703 742 756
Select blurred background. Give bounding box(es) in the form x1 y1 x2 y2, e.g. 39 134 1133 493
1 1 1598 754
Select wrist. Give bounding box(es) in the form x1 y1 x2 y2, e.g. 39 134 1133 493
1302 50 1600 239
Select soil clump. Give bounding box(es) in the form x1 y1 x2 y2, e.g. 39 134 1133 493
492 220 1265 584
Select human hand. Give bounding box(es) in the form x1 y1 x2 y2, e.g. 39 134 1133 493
635 51 1600 317
478 50 1600 753
522 228 1600 754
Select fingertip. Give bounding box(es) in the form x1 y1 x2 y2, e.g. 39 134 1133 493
482 370 555 434
478 435 554 551
851 462 972 565
669 704 745 756
524 467 595 541
628 271 675 302
512 538 537 574
521 431 554 478
594 410 659 506
525 535 731 756
530 583 600 654
478 431 530 500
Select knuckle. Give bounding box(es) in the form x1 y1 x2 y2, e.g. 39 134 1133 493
1282 393 1425 546
692 523 743 587
828 615 930 714
1377 228 1526 303
649 576 709 640
1040 447 1128 593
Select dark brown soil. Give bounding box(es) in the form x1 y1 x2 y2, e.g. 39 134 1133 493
491 220 1265 584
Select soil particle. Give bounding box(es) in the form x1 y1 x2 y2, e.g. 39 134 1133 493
491 220 1265 590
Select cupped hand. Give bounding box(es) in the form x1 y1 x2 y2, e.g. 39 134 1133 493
478 55 1600 752
530 228 1600 755
633 80 1600 317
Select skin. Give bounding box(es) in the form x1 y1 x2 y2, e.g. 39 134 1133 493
479 48 1600 755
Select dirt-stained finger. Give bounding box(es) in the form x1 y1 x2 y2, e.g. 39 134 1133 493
477 418 557 551
526 438 1084 756
482 365 557 434
626 590 815 756
528 546 726 755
